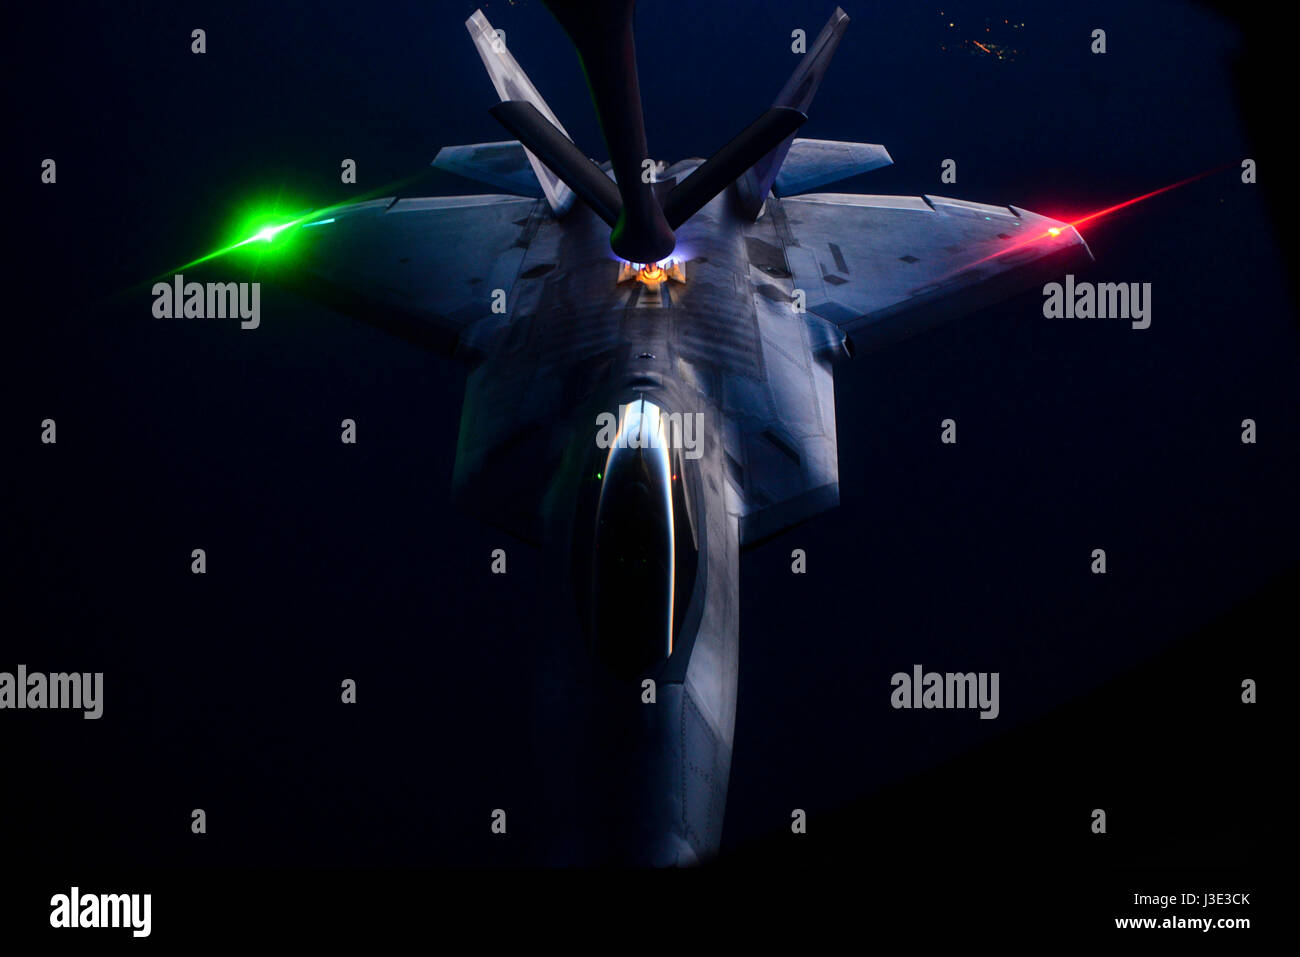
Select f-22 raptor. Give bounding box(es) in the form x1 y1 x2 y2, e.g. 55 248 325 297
259 2 1091 865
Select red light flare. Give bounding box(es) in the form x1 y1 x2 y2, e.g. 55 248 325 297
1062 165 1231 232
943 163 1233 277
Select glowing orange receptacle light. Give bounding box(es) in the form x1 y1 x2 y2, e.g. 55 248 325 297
617 259 687 289
640 264 667 284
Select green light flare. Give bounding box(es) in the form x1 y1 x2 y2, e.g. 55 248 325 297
167 173 429 276
125 172 445 303
246 222 295 244
168 208 313 273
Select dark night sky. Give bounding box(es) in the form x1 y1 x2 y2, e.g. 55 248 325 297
5 0 1293 877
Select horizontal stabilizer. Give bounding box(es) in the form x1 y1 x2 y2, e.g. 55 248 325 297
774 138 892 196
489 101 622 227
663 107 807 230
431 141 544 197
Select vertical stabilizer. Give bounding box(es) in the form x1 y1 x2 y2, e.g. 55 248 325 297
736 7 850 219
467 10 576 216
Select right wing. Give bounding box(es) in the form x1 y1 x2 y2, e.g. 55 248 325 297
776 192 1092 353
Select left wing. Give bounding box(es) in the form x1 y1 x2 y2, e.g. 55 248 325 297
270 194 543 360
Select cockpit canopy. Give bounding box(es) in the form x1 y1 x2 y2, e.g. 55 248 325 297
589 399 677 678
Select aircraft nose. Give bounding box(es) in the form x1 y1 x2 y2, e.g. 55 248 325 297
586 399 676 678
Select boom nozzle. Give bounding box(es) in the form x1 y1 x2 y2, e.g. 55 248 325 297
542 0 676 262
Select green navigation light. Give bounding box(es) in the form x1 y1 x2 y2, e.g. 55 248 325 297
152 169 426 286
247 222 294 244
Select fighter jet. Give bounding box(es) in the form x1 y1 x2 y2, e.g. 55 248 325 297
246 1 1091 864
